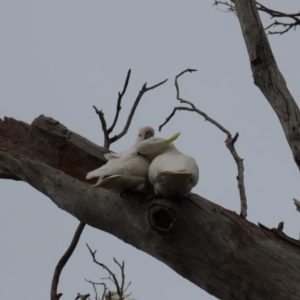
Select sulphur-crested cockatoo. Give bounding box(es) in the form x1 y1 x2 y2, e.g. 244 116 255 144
137 132 199 197
105 291 137 300
86 126 154 192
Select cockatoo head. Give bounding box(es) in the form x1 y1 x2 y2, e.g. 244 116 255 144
134 126 155 146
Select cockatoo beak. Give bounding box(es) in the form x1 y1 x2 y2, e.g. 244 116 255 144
161 132 180 144
124 292 132 298
137 132 180 156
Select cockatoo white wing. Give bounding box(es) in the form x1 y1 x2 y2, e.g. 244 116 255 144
90 155 150 192
104 145 138 161
86 151 137 179
86 126 154 192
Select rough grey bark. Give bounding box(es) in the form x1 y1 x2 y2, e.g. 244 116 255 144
234 0 300 170
1 115 300 300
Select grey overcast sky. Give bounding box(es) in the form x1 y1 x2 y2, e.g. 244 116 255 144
1 1 300 299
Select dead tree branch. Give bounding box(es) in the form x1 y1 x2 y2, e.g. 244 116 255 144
214 0 300 35
75 293 91 300
86 244 122 299
233 0 300 172
86 244 131 300
85 279 107 300
0 166 21 181
113 258 125 295
257 2 300 35
93 70 168 150
159 69 247 218
2 115 300 299
294 198 300 212
51 222 86 300
107 69 131 135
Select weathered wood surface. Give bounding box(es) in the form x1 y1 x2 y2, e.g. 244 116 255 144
234 0 300 170
1 115 300 300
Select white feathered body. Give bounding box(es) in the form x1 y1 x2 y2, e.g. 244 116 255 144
86 125 155 192
147 145 199 197
86 148 150 192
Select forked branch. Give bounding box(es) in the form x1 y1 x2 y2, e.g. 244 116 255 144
257 2 300 35
86 244 131 300
93 70 168 150
160 69 247 218
213 0 300 35
85 279 107 300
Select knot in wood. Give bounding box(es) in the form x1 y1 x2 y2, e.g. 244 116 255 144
148 204 176 235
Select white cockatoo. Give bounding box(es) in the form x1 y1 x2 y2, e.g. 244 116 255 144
104 290 137 300
137 132 199 197
86 126 154 192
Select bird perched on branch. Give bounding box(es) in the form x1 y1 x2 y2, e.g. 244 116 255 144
137 132 199 197
86 126 154 192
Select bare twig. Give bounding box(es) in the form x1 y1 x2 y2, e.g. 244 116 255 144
159 69 247 218
256 2 300 35
107 69 131 134
293 198 300 212
213 0 300 35
93 70 168 150
85 279 107 300
109 79 168 146
51 222 86 300
123 281 132 294
213 0 237 14
86 244 132 300
86 244 122 299
113 257 125 294
101 275 115 285
93 106 109 149
75 293 91 300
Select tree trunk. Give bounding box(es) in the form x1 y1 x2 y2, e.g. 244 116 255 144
1 115 300 300
234 0 300 170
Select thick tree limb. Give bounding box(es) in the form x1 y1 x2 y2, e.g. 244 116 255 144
1 116 300 300
0 167 21 181
230 0 300 172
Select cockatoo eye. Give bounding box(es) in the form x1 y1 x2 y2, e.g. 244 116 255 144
145 131 153 139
